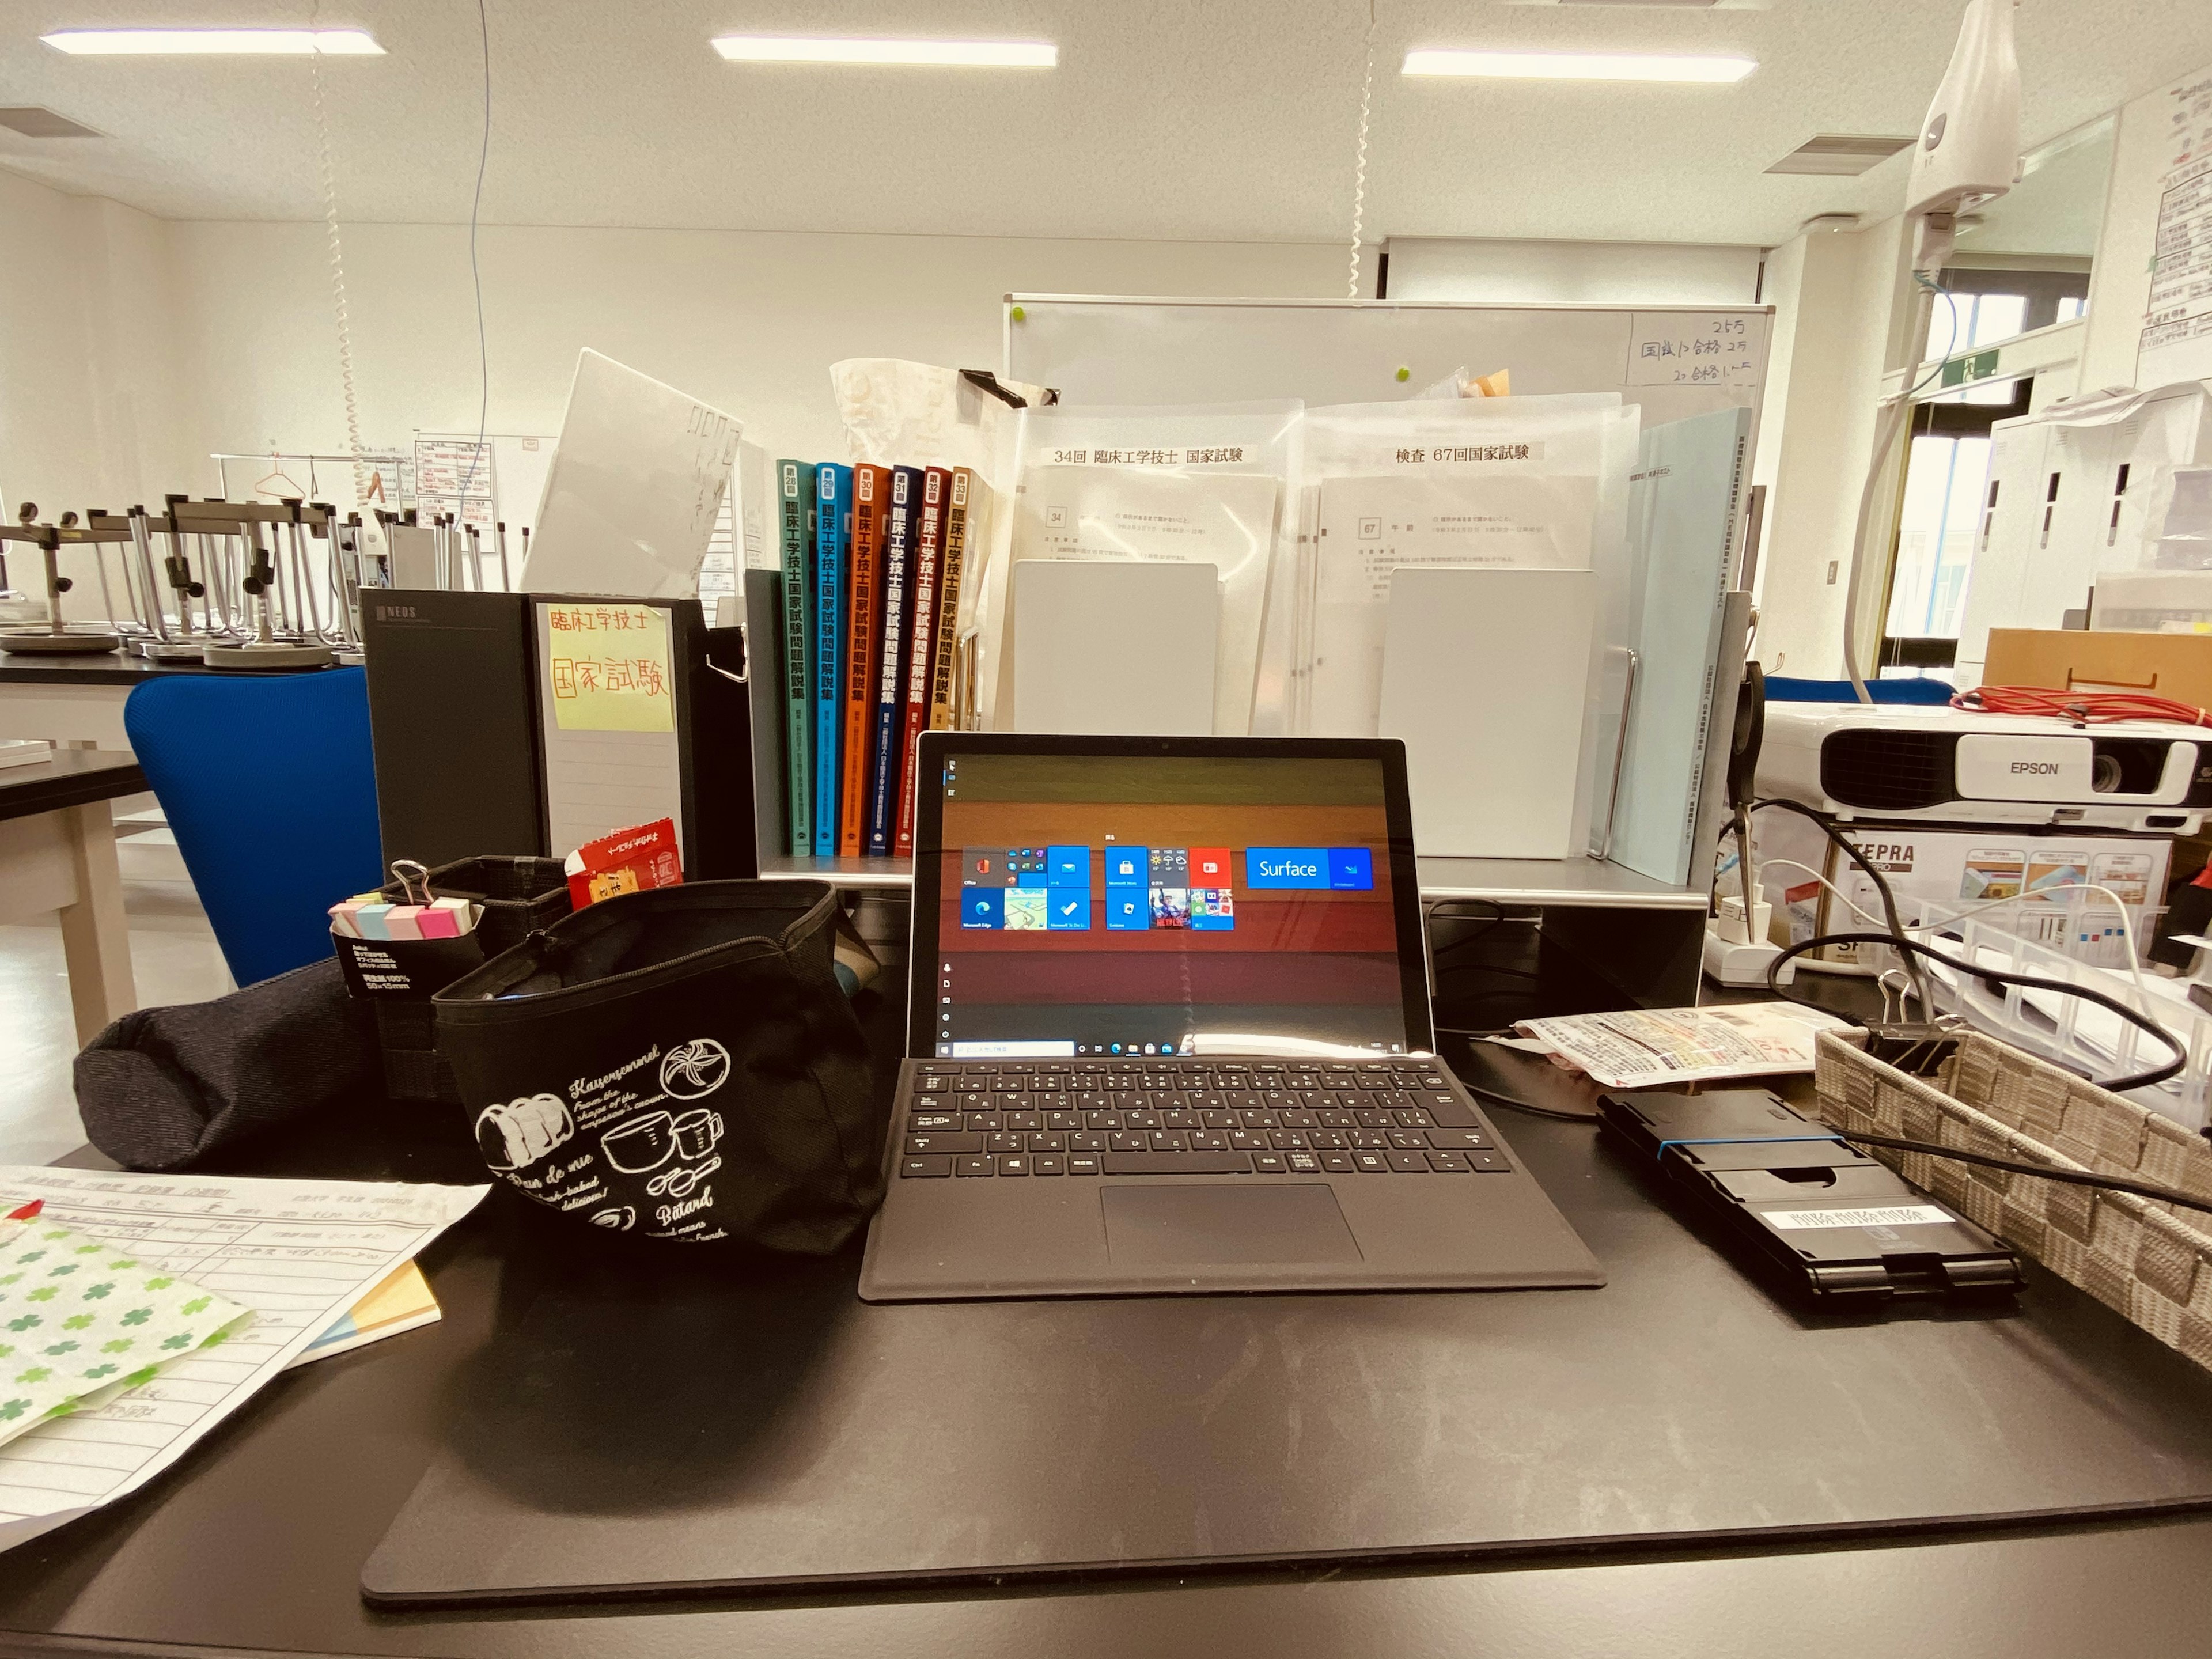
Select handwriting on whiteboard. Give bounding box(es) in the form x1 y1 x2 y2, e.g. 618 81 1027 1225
1626 315 1761 387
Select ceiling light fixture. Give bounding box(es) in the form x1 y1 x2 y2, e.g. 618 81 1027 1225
1402 49 1753 83
711 36 1055 68
40 28 383 55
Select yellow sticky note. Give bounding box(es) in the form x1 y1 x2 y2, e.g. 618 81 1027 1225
543 603 676 733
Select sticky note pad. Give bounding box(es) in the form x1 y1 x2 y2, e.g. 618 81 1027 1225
415 906 459 940
353 904 395 940
384 906 426 941
327 902 364 938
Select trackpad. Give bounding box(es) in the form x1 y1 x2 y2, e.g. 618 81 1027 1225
1102 1184 1363 1267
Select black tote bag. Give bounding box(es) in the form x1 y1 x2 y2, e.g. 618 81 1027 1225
433 880 885 1251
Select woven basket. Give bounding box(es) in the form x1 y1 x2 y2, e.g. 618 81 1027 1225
1812 1030 2212 1369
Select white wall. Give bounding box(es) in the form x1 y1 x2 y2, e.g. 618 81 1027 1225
1748 215 1905 676
0 172 192 524
161 222 1349 482
1384 237 1764 306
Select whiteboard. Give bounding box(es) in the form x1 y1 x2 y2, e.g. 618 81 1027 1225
1003 296 1772 432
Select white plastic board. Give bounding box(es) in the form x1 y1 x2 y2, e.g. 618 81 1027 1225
1011 560 1218 737
1005 297 1770 434
519 350 741 600
1378 566 1596 859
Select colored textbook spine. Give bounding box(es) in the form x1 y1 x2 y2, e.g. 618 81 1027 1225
812 463 851 857
929 467 978 733
868 466 922 855
840 465 888 856
894 466 952 857
777 460 816 857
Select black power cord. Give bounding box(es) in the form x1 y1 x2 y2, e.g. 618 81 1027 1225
1745 795 1929 1009
1831 1128 2212 1218
1765 931 2188 1093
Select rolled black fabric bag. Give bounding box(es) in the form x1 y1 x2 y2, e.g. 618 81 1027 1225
75 958 377 1171
432 880 884 1251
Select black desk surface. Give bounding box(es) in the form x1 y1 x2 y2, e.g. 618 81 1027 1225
9 1047 2212 1655
0 748 145 821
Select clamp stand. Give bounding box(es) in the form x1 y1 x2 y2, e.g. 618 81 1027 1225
0 503 120 655
202 521 332 671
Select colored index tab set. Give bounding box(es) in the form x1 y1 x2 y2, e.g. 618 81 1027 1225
959 844 1373 933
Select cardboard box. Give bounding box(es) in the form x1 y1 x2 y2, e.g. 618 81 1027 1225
1747 807 2170 974
1982 627 2212 713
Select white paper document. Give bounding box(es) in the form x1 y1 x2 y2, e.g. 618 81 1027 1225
1502 1003 1854 1090
1306 473 1595 736
0 1168 487 1554
1013 466 1281 735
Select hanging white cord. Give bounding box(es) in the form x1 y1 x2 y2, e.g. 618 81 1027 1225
1346 0 1375 300
309 18 369 507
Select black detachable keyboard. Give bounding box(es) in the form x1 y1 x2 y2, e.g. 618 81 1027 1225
895 1056 1512 1180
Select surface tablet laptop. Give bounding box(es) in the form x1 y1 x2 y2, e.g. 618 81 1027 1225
857 734 1604 1300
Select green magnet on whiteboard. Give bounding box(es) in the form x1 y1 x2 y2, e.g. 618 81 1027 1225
1010 305 1027 321
1395 366 1410 382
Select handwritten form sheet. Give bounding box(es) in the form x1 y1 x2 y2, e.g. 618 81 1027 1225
0 1167 487 1553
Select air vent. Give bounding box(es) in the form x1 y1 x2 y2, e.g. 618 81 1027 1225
1820 730 1960 813
1766 135 1915 177
0 107 101 139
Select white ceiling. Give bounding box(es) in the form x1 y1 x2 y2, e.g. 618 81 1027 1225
1 0 2208 249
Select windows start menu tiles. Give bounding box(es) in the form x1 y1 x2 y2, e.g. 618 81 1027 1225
958 843 1373 933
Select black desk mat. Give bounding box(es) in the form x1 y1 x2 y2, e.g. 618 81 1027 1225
362 1109 2212 1605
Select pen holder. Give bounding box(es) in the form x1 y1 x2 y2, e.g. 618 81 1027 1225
334 856 573 1104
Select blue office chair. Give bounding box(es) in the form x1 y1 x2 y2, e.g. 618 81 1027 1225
124 665 384 988
1763 675 1957 706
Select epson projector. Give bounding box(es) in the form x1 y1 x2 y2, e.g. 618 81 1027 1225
1756 704 2210 834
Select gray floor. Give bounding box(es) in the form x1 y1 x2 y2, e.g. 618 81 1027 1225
0 880 232 1165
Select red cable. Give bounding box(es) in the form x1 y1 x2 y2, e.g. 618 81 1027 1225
1952 685 2212 726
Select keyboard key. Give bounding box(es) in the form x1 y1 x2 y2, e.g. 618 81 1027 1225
1427 1129 1492 1150
957 1156 994 1177
1070 1131 1108 1153
1161 1109 1198 1130
997 1154 1031 1176
910 1112 962 1131
1191 1131 1230 1152
1028 1132 1066 1152
906 1133 982 1155
1471 1151 1512 1172
955 1077 992 1093
1149 1130 1191 1150
1427 1152 1472 1173
1318 1110 1358 1129
1388 1131 1429 1150
1286 1152 1321 1172
965 1113 1003 1132
1280 1109 1319 1130
1350 1131 1389 1149
966 1063 1001 1074
1033 1154 1066 1176
1239 1109 1280 1129
1310 1130 1349 1149
1229 1130 1269 1151
1321 1151 1357 1172
1253 1152 1287 1173
1202 1110 1238 1128
1270 1130 1310 1150
1387 1151 1430 1172
1357 1110 1395 1128
1124 1110 1161 1130
1352 1151 1391 1173
1393 1109 1433 1128
986 1132 1024 1154
1109 1131 1149 1153
1067 1154 1103 1175
900 1156 952 1178
1357 1075 1394 1090
1102 1152 1253 1175
1047 1111 1081 1131
916 1076 949 1093
1086 1111 1124 1130
1006 1111 1042 1131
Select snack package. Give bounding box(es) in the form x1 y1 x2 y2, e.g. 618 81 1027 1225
564 819 682 909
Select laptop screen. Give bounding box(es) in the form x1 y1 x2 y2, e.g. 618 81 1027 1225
910 738 1429 1060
